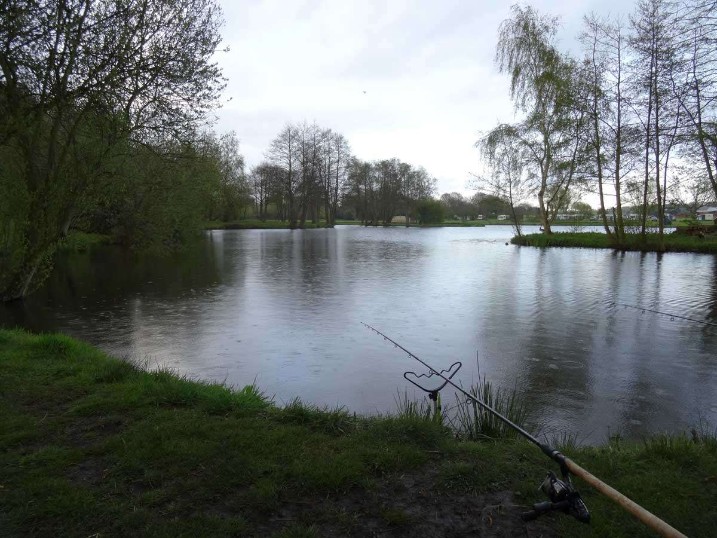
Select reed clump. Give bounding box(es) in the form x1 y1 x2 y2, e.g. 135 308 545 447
448 377 529 440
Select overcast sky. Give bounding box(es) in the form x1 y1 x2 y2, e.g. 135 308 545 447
214 0 635 201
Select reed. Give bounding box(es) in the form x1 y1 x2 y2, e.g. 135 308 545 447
448 377 529 440
393 389 445 423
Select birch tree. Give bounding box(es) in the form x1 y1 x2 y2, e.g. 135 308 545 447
491 4 584 233
673 0 717 201
630 0 681 245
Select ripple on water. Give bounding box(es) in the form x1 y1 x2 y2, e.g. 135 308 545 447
1 226 716 444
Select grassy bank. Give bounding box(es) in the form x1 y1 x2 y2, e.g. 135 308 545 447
58 232 114 252
205 219 333 230
207 219 489 229
2 330 716 536
422 220 486 227
337 220 487 227
512 231 717 254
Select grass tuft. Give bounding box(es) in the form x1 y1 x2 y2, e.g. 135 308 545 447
277 398 358 435
58 231 113 252
394 389 436 421
449 377 528 440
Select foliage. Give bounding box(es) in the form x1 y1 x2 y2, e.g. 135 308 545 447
439 192 477 220
343 157 436 226
202 132 250 223
481 1 717 248
0 0 226 300
263 122 351 228
471 193 513 218
84 134 248 250
57 232 112 252
415 199 445 225
512 230 717 253
485 5 586 234
449 377 529 440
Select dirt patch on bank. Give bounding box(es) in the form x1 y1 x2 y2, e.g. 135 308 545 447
256 468 558 537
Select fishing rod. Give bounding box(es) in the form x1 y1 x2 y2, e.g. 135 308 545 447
362 322 688 538
610 301 717 328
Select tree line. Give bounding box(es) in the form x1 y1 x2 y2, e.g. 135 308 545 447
248 122 438 227
479 0 717 245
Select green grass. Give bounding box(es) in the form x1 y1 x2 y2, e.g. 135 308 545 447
336 220 487 227
448 377 529 441
58 232 113 252
205 219 333 230
421 220 487 227
1 329 716 536
512 231 717 254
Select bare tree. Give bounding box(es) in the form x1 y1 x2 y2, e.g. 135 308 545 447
673 0 717 201
250 163 284 220
581 13 653 244
318 131 351 226
630 0 681 246
266 124 302 228
344 158 435 226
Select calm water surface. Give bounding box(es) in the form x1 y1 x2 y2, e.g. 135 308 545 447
2 225 716 443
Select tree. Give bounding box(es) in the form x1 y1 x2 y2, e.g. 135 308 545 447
673 0 717 201
490 4 586 233
202 131 248 223
416 199 445 224
266 124 302 227
344 158 435 226
572 201 593 219
265 122 352 227
250 163 284 220
440 192 473 220
579 14 642 244
477 127 531 237
0 0 225 300
630 0 681 246
472 194 512 218
318 130 351 226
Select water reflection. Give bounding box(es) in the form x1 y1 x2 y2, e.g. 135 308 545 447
1 226 715 444
710 261 717 322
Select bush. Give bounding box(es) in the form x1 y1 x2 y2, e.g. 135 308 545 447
416 199 445 224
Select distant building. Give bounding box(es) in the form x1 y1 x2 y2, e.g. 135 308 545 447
697 205 717 221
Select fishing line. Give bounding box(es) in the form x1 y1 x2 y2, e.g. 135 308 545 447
609 301 717 327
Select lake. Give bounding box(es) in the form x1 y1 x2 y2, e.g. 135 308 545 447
2 225 716 444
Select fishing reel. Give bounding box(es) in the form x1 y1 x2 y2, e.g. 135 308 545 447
522 470 590 523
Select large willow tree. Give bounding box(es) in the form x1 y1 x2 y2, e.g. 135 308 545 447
0 0 225 300
483 4 585 234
